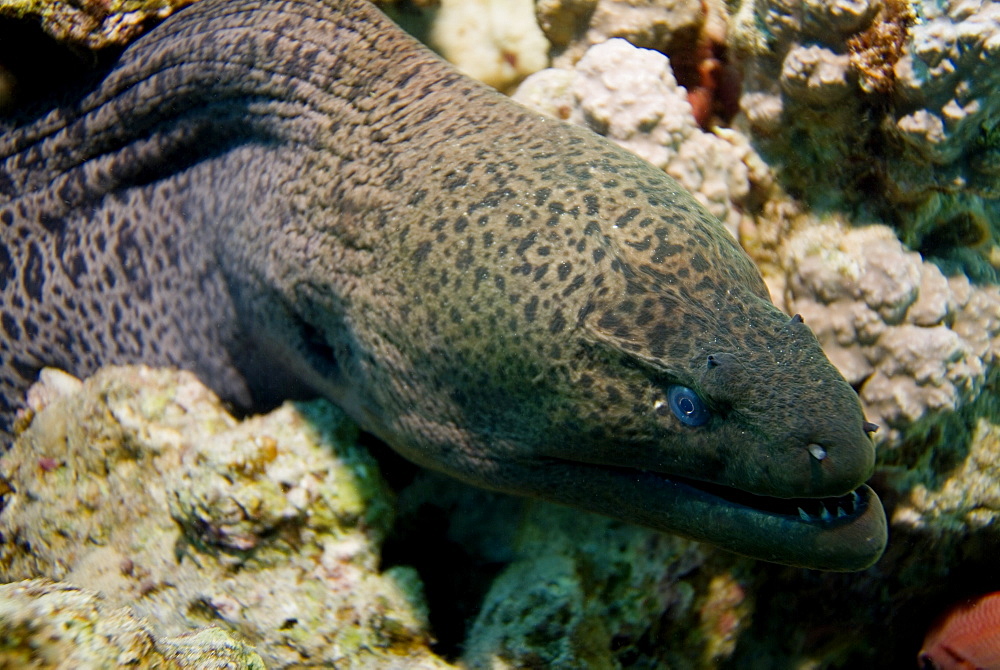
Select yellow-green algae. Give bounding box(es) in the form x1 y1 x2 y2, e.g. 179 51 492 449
385 467 758 669
0 579 265 669
0 366 452 669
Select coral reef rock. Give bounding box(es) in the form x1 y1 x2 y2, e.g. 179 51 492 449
732 0 999 267
428 0 551 90
0 579 265 669
770 219 1000 449
892 413 1000 540
535 0 723 71
0 0 198 49
0 366 452 669
389 470 749 669
891 0 1000 201
460 504 736 669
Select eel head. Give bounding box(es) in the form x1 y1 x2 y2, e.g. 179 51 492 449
280 94 887 571
534 285 888 571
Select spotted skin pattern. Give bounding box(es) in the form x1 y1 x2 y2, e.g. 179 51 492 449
0 0 886 569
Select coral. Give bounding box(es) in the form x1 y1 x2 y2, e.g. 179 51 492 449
892 415 1000 538
0 0 198 49
696 572 751 665
534 0 736 126
780 44 853 105
771 219 1000 447
387 468 749 668
427 0 551 90
846 0 915 94
514 38 766 233
0 579 265 669
732 0 1000 267
731 0 871 202
457 502 744 668
889 0 1000 200
0 367 452 670
536 0 713 64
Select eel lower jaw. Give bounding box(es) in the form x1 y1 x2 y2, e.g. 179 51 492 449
513 459 888 571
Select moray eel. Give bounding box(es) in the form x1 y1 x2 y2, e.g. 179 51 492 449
0 0 887 570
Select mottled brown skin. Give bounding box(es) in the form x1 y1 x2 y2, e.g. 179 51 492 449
0 0 886 569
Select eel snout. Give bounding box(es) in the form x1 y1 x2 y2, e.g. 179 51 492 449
782 417 877 500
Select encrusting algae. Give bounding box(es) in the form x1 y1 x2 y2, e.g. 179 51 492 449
0 367 449 669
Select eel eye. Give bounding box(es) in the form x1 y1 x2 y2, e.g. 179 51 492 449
666 385 710 427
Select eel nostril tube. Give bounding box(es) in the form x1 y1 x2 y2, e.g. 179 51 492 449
807 443 827 461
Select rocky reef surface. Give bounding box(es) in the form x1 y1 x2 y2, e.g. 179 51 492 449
2 0 999 667
0 579 266 669
0 0 196 48
730 0 1000 270
0 367 448 669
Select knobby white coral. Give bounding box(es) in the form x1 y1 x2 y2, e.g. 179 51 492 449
430 0 551 90
891 0 1000 196
535 0 715 66
773 221 1000 445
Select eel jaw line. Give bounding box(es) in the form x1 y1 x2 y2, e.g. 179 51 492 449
636 466 872 528
528 458 888 571
631 465 888 570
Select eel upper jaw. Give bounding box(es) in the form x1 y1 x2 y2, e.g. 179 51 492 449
511 457 888 572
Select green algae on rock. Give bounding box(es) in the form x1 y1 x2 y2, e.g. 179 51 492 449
387 466 753 668
891 413 1000 538
460 503 750 669
0 366 451 669
731 0 1000 273
0 579 265 670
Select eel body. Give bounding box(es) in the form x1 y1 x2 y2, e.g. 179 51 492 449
0 0 887 569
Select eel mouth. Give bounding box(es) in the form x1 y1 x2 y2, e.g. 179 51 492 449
528 459 888 571
666 472 871 526
626 466 888 571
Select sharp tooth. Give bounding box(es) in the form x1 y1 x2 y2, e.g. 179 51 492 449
820 504 832 521
806 443 827 461
851 490 860 509
798 507 810 522
837 505 848 518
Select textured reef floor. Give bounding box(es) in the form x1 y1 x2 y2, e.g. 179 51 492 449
2 0 1000 667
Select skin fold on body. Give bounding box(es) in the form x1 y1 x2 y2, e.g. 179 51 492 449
0 0 887 570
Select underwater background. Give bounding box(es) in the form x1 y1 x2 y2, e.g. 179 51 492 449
0 0 998 667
